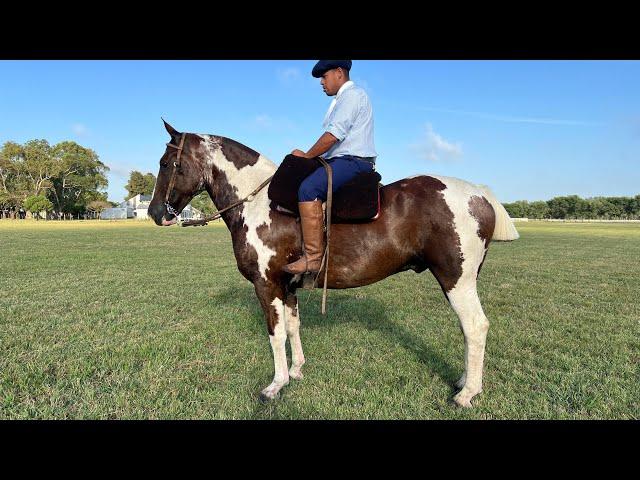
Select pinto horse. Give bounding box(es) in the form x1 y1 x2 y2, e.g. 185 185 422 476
148 121 519 408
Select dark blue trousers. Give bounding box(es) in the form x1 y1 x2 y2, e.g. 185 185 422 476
298 156 374 202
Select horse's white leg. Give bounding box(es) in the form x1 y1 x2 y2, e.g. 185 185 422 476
446 280 490 408
259 297 289 402
455 340 468 390
284 293 305 380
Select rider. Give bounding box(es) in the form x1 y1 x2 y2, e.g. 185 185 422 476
282 60 377 275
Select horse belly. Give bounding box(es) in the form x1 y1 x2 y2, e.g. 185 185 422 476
324 224 417 289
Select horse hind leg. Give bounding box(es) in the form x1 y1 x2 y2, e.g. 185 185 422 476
446 277 490 408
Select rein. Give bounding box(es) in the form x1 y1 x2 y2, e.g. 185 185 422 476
181 175 274 227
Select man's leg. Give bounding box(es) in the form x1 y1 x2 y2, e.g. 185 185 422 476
283 158 369 275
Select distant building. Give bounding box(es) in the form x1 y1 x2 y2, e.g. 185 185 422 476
101 193 203 221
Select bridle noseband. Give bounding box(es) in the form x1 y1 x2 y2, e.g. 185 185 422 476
164 133 186 218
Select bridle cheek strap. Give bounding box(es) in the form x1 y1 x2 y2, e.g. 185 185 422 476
164 133 186 214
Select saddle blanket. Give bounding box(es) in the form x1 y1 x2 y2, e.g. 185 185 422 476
268 154 382 223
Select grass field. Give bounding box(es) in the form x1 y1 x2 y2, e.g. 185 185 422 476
1 219 638 419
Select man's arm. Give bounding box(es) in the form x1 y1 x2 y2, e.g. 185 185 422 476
291 132 338 159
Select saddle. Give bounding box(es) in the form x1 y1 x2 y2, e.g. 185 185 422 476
267 154 382 223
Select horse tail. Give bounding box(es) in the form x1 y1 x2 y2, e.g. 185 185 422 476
476 185 520 241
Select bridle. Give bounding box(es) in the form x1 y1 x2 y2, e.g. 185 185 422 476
163 132 274 226
164 133 187 218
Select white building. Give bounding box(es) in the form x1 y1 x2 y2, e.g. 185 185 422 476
101 193 204 221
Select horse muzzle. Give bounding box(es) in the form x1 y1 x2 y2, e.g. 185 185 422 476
148 203 176 226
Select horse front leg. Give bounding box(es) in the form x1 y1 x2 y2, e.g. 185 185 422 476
255 282 289 402
284 289 305 380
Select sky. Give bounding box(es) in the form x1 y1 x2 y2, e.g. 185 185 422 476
1 60 639 203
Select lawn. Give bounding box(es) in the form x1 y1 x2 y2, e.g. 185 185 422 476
1 219 638 419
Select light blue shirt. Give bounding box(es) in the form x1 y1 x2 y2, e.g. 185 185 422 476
322 81 377 161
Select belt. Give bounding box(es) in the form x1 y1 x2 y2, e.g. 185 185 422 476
328 155 376 165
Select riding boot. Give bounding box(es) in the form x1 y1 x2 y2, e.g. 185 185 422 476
282 200 325 274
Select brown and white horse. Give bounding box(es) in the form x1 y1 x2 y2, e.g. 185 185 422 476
148 121 519 408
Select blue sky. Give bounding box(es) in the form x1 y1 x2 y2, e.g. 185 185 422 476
1 60 638 203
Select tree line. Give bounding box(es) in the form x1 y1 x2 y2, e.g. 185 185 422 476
0 139 110 218
503 194 640 220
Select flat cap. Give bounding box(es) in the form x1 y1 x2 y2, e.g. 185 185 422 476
311 60 352 78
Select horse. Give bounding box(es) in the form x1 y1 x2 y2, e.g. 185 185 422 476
148 120 519 408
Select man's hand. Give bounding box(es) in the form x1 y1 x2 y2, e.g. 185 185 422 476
291 149 308 158
291 133 338 160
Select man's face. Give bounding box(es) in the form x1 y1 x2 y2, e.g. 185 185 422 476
320 68 343 96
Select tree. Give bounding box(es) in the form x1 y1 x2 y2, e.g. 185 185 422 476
125 171 156 199
48 141 109 215
190 191 217 216
20 139 62 196
528 201 550 219
23 194 53 220
143 173 156 196
547 195 584 219
0 141 29 207
86 200 112 218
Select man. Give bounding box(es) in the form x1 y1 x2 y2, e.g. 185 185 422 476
283 60 377 275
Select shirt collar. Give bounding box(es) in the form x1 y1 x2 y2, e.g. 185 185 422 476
336 80 354 98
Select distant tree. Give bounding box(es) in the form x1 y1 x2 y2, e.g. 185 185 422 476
49 141 110 215
20 139 62 196
125 171 156 199
190 191 216 216
503 200 532 218
0 142 21 200
86 200 112 218
528 201 550 219
143 173 156 196
547 195 584 219
23 194 53 220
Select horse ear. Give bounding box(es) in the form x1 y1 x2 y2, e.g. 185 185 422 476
162 118 181 138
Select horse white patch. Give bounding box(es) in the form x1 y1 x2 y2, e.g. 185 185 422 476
430 175 487 289
202 136 278 281
269 297 289 383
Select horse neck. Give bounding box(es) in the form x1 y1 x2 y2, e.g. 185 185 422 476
200 135 277 231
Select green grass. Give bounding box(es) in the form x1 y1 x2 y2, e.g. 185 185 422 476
1 219 638 419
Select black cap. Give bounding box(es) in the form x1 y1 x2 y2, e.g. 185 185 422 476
312 60 352 78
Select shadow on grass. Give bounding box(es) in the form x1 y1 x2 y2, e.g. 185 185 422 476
210 284 460 394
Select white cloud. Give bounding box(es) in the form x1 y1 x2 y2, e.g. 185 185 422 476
411 124 463 162
352 77 373 95
277 67 301 84
251 114 296 132
254 114 274 129
72 123 89 136
106 162 132 178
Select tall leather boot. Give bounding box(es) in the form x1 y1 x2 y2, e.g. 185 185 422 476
282 200 325 274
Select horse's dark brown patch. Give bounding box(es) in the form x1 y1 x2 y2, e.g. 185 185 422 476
468 195 495 247
411 176 464 293
220 137 260 169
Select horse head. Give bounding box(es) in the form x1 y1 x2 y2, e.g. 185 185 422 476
148 120 207 226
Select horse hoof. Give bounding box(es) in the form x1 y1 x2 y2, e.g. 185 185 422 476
453 398 473 408
259 392 274 404
452 390 477 408
289 368 304 380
